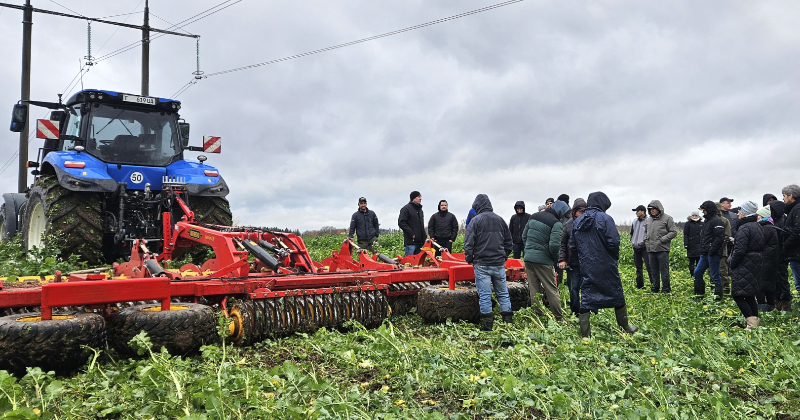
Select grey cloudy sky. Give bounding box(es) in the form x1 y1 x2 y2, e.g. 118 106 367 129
1 0 798 231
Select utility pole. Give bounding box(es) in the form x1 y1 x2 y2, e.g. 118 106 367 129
18 0 32 193
141 0 149 96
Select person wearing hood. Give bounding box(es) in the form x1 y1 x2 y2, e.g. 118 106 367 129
695 201 725 297
630 205 652 289
559 198 587 316
716 202 733 294
349 197 380 253
428 200 459 256
756 206 779 312
398 191 426 256
509 201 530 259
557 194 571 223
684 211 704 275
729 201 766 330
463 194 514 331
782 184 800 303
523 199 571 322
763 193 778 207
644 200 678 293
568 192 638 337
466 208 477 227
769 200 792 312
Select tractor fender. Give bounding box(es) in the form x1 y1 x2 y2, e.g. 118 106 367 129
40 151 117 193
1 193 27 238
187 175 229 197
50 164 118 193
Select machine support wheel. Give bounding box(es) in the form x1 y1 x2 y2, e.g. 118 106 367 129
22 176 104 264
109 303 217 357
417 285 481 324
505 281 531 311
0 312 106 375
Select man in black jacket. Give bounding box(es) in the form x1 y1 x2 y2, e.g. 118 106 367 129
770 200 792 312
349 197 380 252
464 194 513 331
398 191 426 256
781 184 800 301
428 200 459 256
509 201 530 259
694 201 725 297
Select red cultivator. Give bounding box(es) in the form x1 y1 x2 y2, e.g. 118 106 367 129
0 186 528 374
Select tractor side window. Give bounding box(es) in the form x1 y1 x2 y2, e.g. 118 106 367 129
61 105 83 151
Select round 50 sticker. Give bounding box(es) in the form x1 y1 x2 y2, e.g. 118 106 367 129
130 172 144 184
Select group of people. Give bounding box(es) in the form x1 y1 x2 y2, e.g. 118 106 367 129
348 186 800 335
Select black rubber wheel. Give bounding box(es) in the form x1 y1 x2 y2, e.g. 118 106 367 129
182 196 233 262
417 285 480 323
109 303 217 357
506 281 531 311
388 295 417 316
22 176 104 265
0 312 106 375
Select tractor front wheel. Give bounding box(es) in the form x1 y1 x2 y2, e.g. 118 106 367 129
109 303 217 357
0 312 106 375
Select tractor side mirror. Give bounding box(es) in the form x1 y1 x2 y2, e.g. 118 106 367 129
10 104 27 132
178 122 190 147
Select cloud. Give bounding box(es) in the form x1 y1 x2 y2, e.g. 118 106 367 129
0 0 797 233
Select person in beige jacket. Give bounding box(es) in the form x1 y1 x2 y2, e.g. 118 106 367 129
645 200 678 293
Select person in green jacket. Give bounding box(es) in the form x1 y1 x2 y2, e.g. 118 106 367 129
523 200 571 322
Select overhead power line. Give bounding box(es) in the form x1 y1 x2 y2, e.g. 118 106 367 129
171 0 524 98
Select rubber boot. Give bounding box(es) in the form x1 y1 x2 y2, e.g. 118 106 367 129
693 280 705 296
501 311 513 324
745 316 759 330
714 284 723 300
614 306 639 334
479 313 494 331
579 312 591 338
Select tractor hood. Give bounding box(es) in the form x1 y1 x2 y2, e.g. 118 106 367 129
42 151 229 197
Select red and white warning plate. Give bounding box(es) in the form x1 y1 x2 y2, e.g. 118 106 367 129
36 119 60 140
203 136 221 153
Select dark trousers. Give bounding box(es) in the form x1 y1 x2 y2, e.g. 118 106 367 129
633 246 652 288
566 264 582 315
434 241 453 257
776 262 792 301
733 295 758 318
648 251 671 292
554 265 563 285
688 257 699 276
512 242 524 259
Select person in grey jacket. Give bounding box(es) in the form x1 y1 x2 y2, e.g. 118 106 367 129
645 200 678 293
463 194 513 331
630 205 651 289
348 197 380 253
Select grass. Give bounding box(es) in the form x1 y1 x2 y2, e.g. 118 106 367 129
0 232 798 419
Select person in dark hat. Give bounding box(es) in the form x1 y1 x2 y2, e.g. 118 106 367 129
348 197 380 253
398 191 426 256
719 197 738 294
630 205 651 289
545 198 555 208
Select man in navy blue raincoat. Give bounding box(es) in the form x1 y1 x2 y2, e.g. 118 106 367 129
569 191 638 337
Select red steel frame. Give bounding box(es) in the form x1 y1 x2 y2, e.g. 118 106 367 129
0 194 526 320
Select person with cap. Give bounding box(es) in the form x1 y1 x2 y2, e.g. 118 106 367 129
559 198 587 316
768 199 793 312
781 184 800 300
644 200 678 293
537 205 546 212
557 194 571 223
756 205 779 312
349 197 380 253
729 200 765 330
398 191 426 256
630 205 651 289
695 201 725 297
463 194 514 331
684 210 704 275
428 200 458 256
545 198 555 208
509 201 530 259
716 202 733 294
523 199 571 323
569 192 638 337
720 197 739 237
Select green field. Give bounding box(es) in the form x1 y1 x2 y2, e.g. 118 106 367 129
0 232 798 419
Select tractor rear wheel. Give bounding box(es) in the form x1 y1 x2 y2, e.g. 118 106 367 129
22 176 104 265
0 312 106 375
417 285 480 324
182 196 233 262
108 303 217 357
0 204 8 241
506 281 531 311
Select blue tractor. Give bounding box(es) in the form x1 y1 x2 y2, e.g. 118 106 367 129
2 89 232 264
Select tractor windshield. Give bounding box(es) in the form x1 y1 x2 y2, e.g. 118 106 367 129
83 103 181 166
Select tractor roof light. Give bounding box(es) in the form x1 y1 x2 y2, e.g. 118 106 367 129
64 161 86 169
204 170 218 177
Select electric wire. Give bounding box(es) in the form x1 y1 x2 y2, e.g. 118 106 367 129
95 0 145 55
49 0 86 18
171 0 523 98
